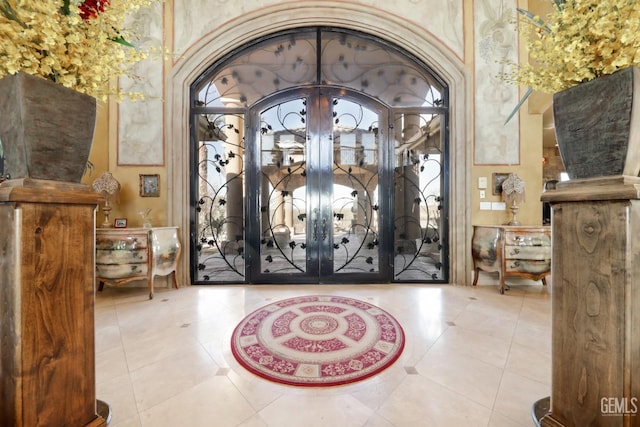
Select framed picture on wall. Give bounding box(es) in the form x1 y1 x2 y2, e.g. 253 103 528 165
492 173 510 195
114 218 128 228
140 174 160 197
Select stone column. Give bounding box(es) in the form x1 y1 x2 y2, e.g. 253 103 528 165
540 176 640 427
225 114 244 242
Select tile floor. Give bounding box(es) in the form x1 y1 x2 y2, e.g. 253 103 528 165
95 277 551 427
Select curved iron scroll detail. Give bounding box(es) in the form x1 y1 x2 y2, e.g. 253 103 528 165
195 28 444 108
393 113 445 281
260 100 308 274
260 162 308 273
330 98 380 273
195 113 246 282
331 164 380 273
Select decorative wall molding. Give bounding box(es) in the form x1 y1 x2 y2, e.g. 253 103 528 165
118 1 164 166
473 0 520 165
173 0 464 60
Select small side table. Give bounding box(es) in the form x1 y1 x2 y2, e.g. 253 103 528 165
472 225 551 294
96 226 181 299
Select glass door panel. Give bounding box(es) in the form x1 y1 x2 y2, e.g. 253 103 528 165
330 97 381 275
258 98 309 276
194 112 246 283
393 112 446 281
252 90 387 283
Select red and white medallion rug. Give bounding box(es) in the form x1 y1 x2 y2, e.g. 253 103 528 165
230 295 405 387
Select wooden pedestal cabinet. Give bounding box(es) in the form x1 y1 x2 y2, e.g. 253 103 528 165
0 180 106 427
541 177 640 427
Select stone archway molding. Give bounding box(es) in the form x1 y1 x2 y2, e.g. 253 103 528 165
166 2 472 285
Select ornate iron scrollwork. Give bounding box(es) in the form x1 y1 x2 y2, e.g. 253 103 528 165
195 113 246 281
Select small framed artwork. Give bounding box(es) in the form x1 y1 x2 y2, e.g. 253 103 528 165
140 174 160 197
492 173 510 195
114 218 128 228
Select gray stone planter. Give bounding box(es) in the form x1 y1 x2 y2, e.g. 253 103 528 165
553 67 640 179
0 72 96 183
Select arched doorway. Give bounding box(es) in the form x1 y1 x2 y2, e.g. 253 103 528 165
190 28 448 284
167 5 471 286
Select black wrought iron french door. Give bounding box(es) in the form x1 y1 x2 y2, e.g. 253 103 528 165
248 88 390 283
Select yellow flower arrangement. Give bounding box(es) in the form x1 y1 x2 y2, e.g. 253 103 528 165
502 0 640 121
0 0 159 100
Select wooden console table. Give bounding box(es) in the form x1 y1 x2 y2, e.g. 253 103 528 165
0 179 106 427
96 227 181 299
472 225 551 294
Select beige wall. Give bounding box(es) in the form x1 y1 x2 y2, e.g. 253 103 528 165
84 105 168 228
85 0 547 284
469 0 546 228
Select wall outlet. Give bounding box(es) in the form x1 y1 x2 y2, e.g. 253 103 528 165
478 177 488 189
479 190 486 199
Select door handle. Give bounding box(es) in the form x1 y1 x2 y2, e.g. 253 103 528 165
313 218 318 241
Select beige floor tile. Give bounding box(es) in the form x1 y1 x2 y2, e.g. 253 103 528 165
139 377 256 427
425 324 513 369
493 371 550 426
505 341 551 386
416 350 504 408
488 410 528 427
130 345 219 411
96 373 139 426
258 394 374 427
96 345 129 385
108 416 142 427
95 283 553 427
377 375 493 426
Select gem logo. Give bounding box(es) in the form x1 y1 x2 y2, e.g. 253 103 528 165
601 397 638 416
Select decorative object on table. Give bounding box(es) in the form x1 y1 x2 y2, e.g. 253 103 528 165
114 218 128 228
492 172 510 195
92 172 121 228
501 1 640 179
0 0 160 184
139 208 153 228
501 172 525 225
140 174 160 197
231 295 405 387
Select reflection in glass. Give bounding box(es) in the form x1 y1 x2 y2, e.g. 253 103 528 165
331 97 380 274
194 112 246 282
259 98 308 274
393 112 446 281
195 28 444 109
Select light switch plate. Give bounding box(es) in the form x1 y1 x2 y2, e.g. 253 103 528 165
478 177 487 189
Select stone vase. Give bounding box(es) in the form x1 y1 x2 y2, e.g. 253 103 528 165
553 66 640 180
0 72 96 183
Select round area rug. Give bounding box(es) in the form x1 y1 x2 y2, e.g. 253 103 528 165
230 295 405 387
